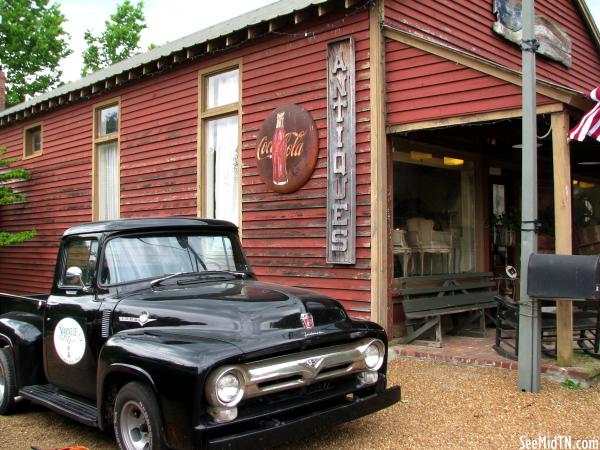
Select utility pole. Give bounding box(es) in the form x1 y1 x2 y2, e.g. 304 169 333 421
518 0 541 393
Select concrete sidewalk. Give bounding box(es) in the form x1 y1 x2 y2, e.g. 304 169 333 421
389 329 600 387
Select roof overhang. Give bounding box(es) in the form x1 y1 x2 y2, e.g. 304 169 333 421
0 0 366 128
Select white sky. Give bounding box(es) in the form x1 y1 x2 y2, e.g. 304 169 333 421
56 0 600 83
58 0 278 82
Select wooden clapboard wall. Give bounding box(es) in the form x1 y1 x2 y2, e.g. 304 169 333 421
384 0 600 95
385 40 559 127
240 8 372 318
0 6 374 319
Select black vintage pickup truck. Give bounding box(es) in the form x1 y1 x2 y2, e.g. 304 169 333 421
0 218 400 450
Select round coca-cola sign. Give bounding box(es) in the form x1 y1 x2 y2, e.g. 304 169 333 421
255 104 319 194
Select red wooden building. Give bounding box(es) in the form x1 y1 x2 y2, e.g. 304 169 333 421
1 0 599 338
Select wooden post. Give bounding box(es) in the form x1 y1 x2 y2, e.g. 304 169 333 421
369 0 389 330
551 110 574 367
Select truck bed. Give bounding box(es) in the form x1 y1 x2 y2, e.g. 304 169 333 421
0 292 48 316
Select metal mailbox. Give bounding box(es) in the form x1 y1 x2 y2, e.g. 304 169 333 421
527 254 600 300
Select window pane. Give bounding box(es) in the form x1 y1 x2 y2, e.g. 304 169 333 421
98 105 119 136
25 126 42 156
207 69 239 108
33 129 41 152
205 115 239 225
62 239 98 287
97 141 119 220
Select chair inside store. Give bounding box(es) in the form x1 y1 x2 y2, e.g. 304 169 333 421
406 217 453 275
393 229 412 278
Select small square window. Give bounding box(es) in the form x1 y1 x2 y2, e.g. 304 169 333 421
24 124 42 158
206 69 239 108
97 104 119 137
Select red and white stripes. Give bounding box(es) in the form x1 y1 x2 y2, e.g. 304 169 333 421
569 87 600 142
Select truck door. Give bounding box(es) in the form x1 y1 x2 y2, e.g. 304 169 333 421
43 236 102 399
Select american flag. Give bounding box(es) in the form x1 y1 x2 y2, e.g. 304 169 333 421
569 86 600 142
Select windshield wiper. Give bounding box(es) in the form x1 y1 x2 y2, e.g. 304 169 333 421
150 271 200 289
150 270 250 290
175 270 248 285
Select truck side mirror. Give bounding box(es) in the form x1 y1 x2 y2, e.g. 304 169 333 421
65 266 89 292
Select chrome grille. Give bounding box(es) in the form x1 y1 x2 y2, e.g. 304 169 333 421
207 338 384 404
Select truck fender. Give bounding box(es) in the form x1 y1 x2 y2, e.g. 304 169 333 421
0 312 45 387
96 362 157 430
97 330 242 450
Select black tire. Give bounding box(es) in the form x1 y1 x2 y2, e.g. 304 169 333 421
113 381 166 450
0 347 17 415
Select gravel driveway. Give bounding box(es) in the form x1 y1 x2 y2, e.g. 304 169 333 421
1 359 599 450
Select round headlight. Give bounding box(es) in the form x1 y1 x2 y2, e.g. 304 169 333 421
216 371 244 406
364 342 384 370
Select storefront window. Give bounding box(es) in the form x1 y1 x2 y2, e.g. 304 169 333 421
574 180 600 255
393 151 476 276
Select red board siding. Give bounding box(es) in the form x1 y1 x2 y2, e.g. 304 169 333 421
241 9 372 318
384 0 600 94
386 40 556 126
0 101 94 293
0 9 373 318
119 65 200 218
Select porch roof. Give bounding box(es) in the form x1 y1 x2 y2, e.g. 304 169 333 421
0 0 337 126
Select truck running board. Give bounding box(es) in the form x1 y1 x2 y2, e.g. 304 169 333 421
19 384 98 427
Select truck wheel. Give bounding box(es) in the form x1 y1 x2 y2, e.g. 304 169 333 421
0 347 17 415
114 382 166 450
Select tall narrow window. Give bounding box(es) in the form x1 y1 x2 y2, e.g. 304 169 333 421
23 123 43 158
200 65 240 226
93 101 120 221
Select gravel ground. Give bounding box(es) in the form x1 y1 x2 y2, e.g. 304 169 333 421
1 359 599 450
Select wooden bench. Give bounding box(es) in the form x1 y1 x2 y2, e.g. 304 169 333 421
394 272 497 347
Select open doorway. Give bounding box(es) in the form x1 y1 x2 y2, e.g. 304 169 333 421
389 115 560 348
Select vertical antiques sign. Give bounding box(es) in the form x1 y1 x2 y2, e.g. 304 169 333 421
326 38 356 264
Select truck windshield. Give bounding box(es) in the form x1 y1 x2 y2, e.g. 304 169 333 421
101 233 250 285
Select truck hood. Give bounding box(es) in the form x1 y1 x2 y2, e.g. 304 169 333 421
110 279 366 357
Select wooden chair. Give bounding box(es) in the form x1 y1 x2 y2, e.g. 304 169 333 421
406 217 453 275
493 296 600 360
393 229 412 277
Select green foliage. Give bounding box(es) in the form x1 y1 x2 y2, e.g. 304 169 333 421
0 230 36 246
81 0 147 76
560 378 583 390
0 0 72 107
0 147 36 246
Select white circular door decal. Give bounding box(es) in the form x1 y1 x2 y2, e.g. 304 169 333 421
54 318 86 365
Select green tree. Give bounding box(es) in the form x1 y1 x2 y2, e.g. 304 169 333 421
0 0 72 107
81 0 147 76
0 147 35 246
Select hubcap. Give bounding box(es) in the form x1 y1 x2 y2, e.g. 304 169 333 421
120 400 151 450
